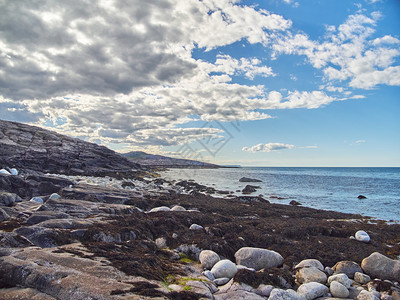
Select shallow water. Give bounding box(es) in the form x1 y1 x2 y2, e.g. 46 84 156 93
160 167 400 222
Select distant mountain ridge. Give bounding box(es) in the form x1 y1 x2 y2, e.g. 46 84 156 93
121 151 219 168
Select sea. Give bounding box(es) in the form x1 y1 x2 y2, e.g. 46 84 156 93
160 167 400 223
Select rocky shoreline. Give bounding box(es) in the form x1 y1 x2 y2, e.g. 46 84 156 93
1 168 400 300
1 119 400 299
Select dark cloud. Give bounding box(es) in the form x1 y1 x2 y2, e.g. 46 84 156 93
0 0 196 100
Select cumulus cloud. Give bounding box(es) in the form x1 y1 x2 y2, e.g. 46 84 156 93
242 143 295 152
272 12 400 90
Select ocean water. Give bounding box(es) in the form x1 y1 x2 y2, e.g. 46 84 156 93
160 167 400 222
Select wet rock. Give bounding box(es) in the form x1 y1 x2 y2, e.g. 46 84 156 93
361 252 400 281
354 272 371 284
290 200 302 206
332 261 362 279
295 259 324 271
211 259 238 279
330 281 350 298
357 290 380 300
355 230 370 243
0 191 22 206
235 247 284 271
297 282 329 300
296 266 327 284
242 185 260 194
199 250 220 269
325 266 334 275
358 195 367 199
239 177 262 183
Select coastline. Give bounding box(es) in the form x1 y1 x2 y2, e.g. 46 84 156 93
1 169 400 299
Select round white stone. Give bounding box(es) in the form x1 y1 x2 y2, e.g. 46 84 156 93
199 250 220 269
49 193 61 200
211 259 238 279
297 282 329 300
9 168 18 175
171 205 186 211
0 169 11 175
30 197 44 204
189 224 203 230
355 230 370 243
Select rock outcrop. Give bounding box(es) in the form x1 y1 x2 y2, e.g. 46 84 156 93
0 119 141 177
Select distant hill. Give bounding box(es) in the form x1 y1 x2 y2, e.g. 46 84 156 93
120 151 219 168
0 119 142 177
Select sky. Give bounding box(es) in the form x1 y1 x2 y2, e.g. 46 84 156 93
0 0 399 167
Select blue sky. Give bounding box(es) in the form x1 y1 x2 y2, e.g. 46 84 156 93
0 0 399 166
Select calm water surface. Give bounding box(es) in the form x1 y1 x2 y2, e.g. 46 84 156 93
160 167 400 222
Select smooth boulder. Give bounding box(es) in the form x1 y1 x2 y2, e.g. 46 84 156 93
327 273 352 288
199 250 220 270
296 266 327 284
295 259 324 271
332 261 362 279
211 259 238 279
361 252 400 281
354 272 371 284
297 282 329 300
330 281 349 298
235 247 284 271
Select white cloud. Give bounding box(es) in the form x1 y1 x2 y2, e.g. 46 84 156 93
356 140 366 143
242 142 295 152
272 12 400 90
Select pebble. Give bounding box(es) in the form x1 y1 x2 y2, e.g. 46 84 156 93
355 230 370 243
189 224 203 230
199 250 220 270
330 281 350 298
256 284 274 297
269 288 306 300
